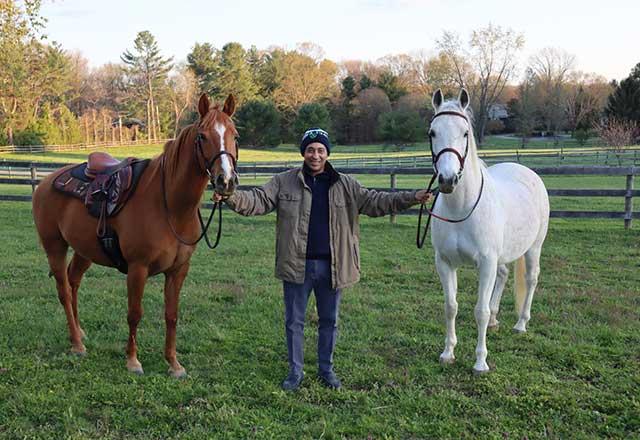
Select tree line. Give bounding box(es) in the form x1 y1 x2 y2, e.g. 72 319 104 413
1 1 639 149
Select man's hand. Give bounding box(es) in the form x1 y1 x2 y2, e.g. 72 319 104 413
415 189 434 204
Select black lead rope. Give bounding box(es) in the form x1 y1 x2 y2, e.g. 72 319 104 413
198 202 223 249
161 155 223 248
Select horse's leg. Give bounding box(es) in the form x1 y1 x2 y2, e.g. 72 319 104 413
488 264 509 329
473 257 498 374
435 253 458 365
125 264 148 374
163 261 190 378
67 252 92 339
514 246 542 333
45 240 86 355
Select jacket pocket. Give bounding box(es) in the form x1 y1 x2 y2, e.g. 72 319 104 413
278 192 301 217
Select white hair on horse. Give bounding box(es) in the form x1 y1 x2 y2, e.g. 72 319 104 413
428 88 550 374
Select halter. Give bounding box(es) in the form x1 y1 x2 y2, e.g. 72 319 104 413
161 127 238 249
417 110 484 249
429 110 470 179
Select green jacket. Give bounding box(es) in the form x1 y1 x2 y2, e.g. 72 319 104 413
225 162 418 289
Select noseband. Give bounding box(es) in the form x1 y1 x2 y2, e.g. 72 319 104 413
161 129 238 249
417 110 484 249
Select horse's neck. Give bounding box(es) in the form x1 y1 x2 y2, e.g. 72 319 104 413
164 135 208 215
439 155 484 215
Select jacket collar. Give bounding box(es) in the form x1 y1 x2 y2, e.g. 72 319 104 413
301 161 340 186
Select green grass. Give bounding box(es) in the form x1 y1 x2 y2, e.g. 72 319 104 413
0 201 639 439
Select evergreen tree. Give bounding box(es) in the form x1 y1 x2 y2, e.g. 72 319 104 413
292 103 332 140
235 100 281 147
121 31 173 141
606 63 640 123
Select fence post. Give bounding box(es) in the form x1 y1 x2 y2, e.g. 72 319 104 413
390 172 397 224
516 150 520 163
30 165 37 193
625 174 634 229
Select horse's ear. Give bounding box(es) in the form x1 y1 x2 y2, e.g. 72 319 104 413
198 94 210 118
459 88 470 110
222 94 236 117
432 89 443 111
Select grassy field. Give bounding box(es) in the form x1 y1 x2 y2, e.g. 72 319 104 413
0 200 639 439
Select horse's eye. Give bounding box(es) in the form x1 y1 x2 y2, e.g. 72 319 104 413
429 130 436 138
463 132 469 138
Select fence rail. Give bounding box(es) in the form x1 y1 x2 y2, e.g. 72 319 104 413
0 161 637 228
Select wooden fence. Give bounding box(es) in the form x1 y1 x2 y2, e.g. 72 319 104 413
0 161 638 229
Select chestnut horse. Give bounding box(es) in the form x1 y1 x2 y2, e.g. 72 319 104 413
32 94 239 377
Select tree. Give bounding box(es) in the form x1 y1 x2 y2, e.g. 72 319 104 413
606 63 640 123
351 87 391 143
186 42 217 93
234 100 282 147
378 110 423 145
167 64 197 137
528 47 576 138
292 103 332 139
209 42 258 105
510 69 539 147
437 25 524 145
377 70 407 104
0 0 47 143
121 30 173 141
271 49 338 113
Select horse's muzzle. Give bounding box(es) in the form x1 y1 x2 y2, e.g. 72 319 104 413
214 172 239 196
438 174 458 194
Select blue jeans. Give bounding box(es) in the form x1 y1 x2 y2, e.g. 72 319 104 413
283 259 341 375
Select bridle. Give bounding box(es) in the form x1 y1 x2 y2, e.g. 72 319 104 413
416 110 484 249
161 127 238 249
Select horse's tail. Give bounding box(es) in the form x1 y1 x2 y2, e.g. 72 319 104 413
514 256 526 315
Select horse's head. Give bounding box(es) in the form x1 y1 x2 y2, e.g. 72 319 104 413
196 93 239 197
429 88 472 194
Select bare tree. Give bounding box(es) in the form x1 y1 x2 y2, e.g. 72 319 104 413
168 64 197 137
595 118 638 165
437 25 524 145
528 47 575 139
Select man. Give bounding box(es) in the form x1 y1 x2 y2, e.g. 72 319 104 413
215 128 431 391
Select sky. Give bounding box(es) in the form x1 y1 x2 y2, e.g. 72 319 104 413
41 0 640 82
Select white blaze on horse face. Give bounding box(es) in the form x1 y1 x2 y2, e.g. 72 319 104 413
215 122 233 182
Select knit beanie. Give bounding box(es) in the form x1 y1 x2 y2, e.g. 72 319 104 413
300 128 331 156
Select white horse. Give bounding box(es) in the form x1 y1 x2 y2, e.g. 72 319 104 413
427 89 550 374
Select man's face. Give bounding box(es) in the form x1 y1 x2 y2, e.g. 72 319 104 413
303 142 328 174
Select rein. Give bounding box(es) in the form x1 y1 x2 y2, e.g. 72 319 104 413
416 110 484 249
161 129 237 249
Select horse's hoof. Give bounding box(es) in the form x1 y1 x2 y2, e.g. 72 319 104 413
168 367 187 379
439 355 456 365
472 366 490 376
127 360 144 375
70 347 86 357
128 366 144 375
488 323 500 332
512 326 527 334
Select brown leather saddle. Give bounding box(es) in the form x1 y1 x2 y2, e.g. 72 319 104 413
53 152 150 273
